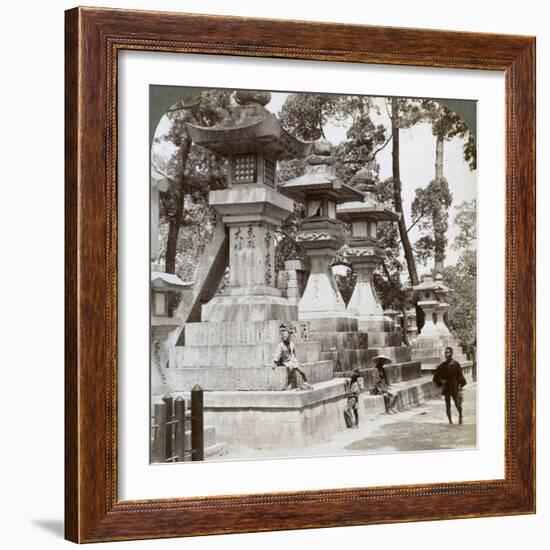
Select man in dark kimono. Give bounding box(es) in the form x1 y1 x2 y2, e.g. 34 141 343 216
433 347 467 424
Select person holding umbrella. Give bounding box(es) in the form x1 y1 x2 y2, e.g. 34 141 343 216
370 354 398 414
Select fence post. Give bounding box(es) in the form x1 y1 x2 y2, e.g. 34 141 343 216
191 385 204 461
163 394 174 461
174 396 186 462
152 402 166 463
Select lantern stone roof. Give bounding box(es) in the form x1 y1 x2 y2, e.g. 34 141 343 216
151 271 192 291
337 197 400 222
413 275 451 293
336 166 400 222
278 139 363 203
185 90 311 160
151 165 172 192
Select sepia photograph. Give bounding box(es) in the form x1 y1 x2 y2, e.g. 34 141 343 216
149 85 478 463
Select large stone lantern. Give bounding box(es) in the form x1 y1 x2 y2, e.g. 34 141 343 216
413 275 441 338
336 168 399 331
279 139 363 319
185 90 311 322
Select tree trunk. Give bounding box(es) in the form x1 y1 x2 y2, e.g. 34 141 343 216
164 138 191 274
391 98 419 286
164 138 191 316
434 134 445 274
435 135 444 181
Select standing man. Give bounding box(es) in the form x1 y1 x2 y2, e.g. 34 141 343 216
433 346 467 424
272 324 313 391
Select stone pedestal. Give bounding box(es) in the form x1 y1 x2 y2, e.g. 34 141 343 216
344 249 394 333
297 221 348 319
201 186 297 322
277 259 309 303
435 302 452 336
405 307 419 341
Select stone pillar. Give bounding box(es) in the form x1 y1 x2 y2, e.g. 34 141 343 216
405 307 418 341
297 222 347 319
417 299 439 338
435 302 452 336
346 253 383 318
200 186 297 322
278 259 309 303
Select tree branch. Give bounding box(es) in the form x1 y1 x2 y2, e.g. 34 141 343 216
369 133 393 161
406 213 426 233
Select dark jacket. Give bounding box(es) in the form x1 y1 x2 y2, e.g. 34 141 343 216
433 359 467 396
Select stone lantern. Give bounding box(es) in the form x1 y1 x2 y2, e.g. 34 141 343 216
279 139 363 319
434 273 452 336
413 275 441 337
336 167 399 331
413 274 454 337
185 90 311 322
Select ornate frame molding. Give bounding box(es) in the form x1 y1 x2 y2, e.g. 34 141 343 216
65 7 535 542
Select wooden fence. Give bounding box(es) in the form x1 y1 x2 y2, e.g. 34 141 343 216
151 385 204 463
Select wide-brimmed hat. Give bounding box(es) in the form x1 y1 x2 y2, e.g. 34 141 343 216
371 354 392 366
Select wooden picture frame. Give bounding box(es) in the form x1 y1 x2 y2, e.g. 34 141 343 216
65 6 536 543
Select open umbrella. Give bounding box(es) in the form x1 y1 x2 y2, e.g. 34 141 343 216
371 354 392 366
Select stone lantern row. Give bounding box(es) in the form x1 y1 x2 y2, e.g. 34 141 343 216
279 154 400 326
185 90 453 337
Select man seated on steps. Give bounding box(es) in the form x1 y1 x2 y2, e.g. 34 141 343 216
370 355 398 414
272 324 313 391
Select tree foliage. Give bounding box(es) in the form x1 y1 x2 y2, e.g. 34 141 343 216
411 178 453 269
152 89 233 284
443 200 478 354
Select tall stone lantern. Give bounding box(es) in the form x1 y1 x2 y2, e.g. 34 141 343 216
336 168 399 331
185 90 311 322
434 273 452 336
279 139 363 319
413 275 441 338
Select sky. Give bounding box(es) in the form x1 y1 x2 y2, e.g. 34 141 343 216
153 90 477 272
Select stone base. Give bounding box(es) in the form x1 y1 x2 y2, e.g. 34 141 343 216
201 294 297 322
169 379 349 449
321 348 378 372
362 376 441 417
367 331 403 347
167 361 334 391
357 318 395 332
308 331 369 351
304 317 358 333
171 340 322 368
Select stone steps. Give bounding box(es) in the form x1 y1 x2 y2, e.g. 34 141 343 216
171 340 322 368
304 331 369 352
362 375 441 419
368 345 412 364
321 348 378 372
204 442 228 459
168 360 334 391
367 331 403 347
335 361 422 391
